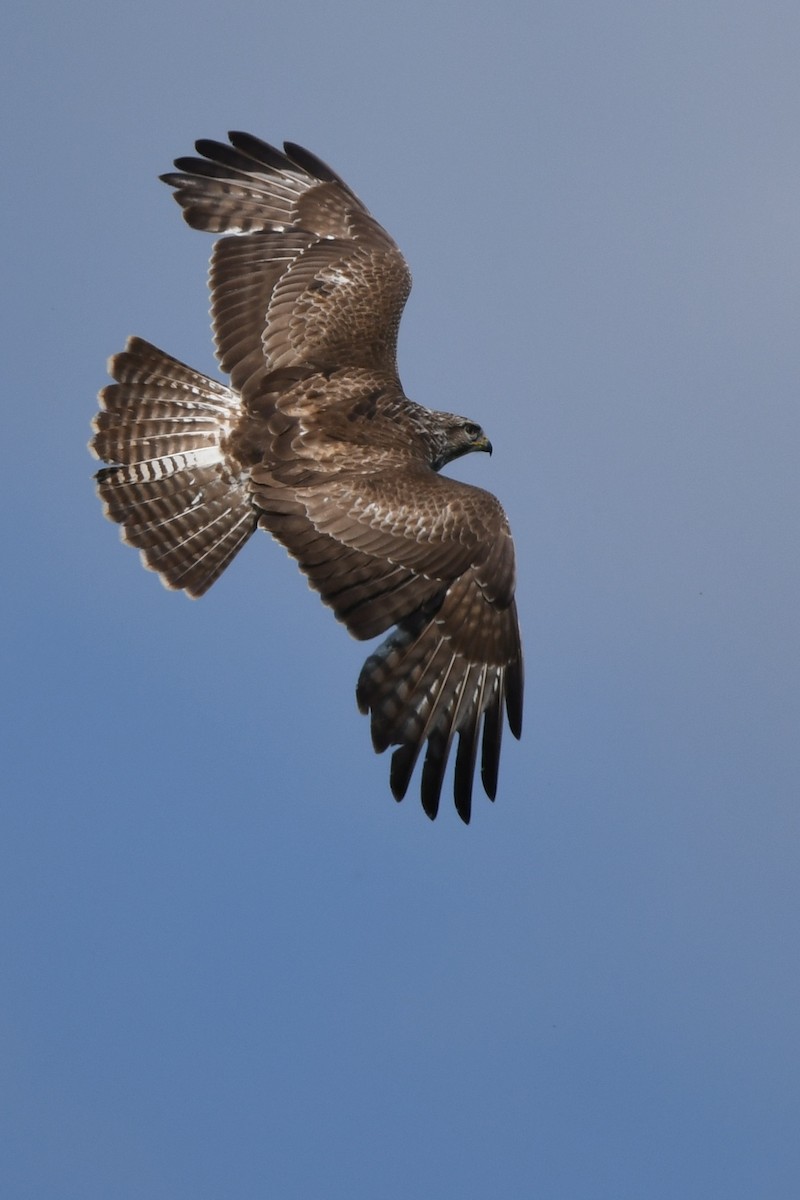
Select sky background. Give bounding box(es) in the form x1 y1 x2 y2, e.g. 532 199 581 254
2 1 799 1196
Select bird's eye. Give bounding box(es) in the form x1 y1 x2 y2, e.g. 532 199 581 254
464 422 482 440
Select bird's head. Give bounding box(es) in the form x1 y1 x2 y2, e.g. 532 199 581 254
429 413 493 471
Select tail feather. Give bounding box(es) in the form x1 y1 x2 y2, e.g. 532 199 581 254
90 337 256 597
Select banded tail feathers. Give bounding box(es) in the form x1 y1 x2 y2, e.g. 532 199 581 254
90 338 256 597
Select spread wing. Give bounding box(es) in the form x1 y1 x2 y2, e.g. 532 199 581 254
97 131 523 821
161 132 412 397
250 457 523 823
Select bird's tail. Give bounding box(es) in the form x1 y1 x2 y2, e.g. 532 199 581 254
90 337 257 597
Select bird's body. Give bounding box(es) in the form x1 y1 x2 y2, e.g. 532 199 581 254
91 132 523 822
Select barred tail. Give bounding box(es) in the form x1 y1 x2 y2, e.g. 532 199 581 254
90 337 257 597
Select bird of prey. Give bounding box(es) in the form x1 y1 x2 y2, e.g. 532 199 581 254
90 131 523 822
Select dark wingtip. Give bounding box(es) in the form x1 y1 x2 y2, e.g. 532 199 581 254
420 789 440 821
480 694 503 800
506 659 524 740
228 131 294 171
283 141 357 194
453 729 478 824
454 795 472 825
283 141 338 180
420 738 448 821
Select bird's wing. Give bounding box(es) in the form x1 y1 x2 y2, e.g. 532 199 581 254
251 461 523 822
161 132 412 396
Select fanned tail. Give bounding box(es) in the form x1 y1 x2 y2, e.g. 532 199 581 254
90 337 256 597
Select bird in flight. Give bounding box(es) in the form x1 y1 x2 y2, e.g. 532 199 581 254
90 131 523 822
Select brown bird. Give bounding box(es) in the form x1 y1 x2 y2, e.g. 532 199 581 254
90 132 523 822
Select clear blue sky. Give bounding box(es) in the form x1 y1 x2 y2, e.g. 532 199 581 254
2 2 798 1196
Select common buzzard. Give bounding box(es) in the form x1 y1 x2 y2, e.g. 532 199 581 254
91 132 523 822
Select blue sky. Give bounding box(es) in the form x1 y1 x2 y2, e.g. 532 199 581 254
2 2 799 1196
